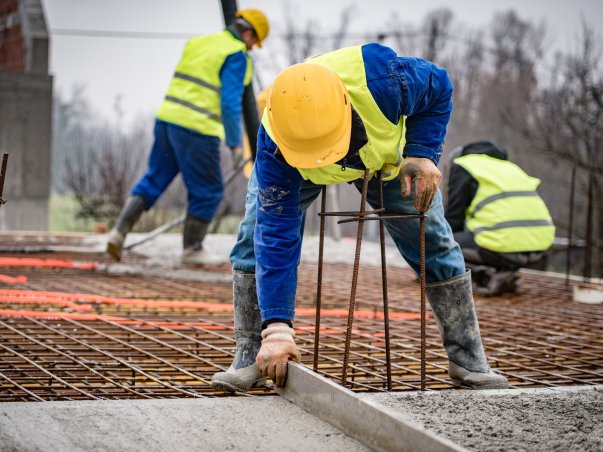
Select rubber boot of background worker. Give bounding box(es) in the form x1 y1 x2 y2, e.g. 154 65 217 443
211 270 266 392
476 269 520 296
426 271 509 389
106 195 146 261
181 213 210 264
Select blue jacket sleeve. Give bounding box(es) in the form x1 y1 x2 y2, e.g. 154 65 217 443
254 126 305 322
220 51 248 148
398 57 453 165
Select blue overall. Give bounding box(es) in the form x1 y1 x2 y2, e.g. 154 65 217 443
131 47 247 221
230 44 466 323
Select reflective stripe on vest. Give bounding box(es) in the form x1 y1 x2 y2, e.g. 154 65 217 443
454 154 555 253
156 30 252 139
262 45 405 185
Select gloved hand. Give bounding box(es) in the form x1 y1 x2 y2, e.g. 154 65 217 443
256 322 301 387
400 157 442 212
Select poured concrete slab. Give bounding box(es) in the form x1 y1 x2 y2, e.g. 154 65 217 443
364 386 603 452
0 396 369 452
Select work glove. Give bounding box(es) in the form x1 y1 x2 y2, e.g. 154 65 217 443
256 323 301 388
400 157 442 212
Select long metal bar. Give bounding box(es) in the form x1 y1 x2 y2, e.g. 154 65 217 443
342 169 371 386
0 153 8 207
420 214 426 391
314 186 327 372
565 165 576 284
583 169 594 281
376 172 392 390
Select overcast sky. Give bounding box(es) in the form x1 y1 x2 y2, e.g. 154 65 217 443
40 0 603 124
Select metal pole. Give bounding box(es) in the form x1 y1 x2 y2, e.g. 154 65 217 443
583 169 594 282
220 0 260 160
0 153 9 208
420 214 426 391
314 187 327 372
377 173 392 391
565 165 576 284
342 169 370 387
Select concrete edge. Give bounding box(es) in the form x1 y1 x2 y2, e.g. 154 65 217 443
276 362 466 452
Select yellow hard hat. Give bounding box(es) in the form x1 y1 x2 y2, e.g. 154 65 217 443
267 63 351 169
236 8 269 48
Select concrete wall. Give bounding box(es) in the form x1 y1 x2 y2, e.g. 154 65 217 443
0 0 52 230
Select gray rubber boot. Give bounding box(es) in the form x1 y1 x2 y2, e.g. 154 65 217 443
181 213 210 264
106 195 146 261
426 271 509 389
211 270 266 393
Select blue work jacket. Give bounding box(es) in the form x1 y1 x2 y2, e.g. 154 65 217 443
255 43 453 322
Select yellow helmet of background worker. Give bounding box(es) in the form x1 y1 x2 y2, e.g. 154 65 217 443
267 63 351 169
236 8 269 48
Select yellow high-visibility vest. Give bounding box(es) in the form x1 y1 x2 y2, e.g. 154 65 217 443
454 154 555 252
156 30 252 139
262 45 406 184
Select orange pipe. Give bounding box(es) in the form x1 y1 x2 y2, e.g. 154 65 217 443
0 274 28 284
0 289 426 320
0 257 98 270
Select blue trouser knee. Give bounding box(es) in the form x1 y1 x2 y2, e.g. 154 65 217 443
230 170 465 282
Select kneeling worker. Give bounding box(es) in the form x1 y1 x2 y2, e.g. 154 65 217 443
445 141 555 296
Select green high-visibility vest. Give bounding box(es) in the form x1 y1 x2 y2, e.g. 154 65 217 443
156 30 252 140
262 45 406 184
454 154 555 253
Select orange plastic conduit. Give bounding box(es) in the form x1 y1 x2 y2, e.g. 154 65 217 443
0 274 28 284
0 289 427 320
0 257 98 270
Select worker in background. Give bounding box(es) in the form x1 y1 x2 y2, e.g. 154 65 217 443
106 9 269 263
211 43 509 392
445 141 555 296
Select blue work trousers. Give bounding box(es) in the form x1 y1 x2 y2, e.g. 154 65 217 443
131 120 223 222
230 169 466 322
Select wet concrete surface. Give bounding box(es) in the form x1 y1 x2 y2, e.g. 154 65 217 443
365 386 603 451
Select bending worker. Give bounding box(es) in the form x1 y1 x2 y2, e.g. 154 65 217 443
106 9 269 263
446 141 555 296
211 43 509 392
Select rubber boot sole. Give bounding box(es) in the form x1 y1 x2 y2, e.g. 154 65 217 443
450 377 510 390
210 377 268 394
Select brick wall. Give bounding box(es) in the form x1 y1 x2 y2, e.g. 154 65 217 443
0 0 25 73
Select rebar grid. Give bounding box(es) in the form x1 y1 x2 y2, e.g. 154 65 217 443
0 256 602 401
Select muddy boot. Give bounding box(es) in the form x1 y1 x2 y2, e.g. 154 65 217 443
211 270 266 392
426 271 509 389
106 195 146 261
181 213 210 264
